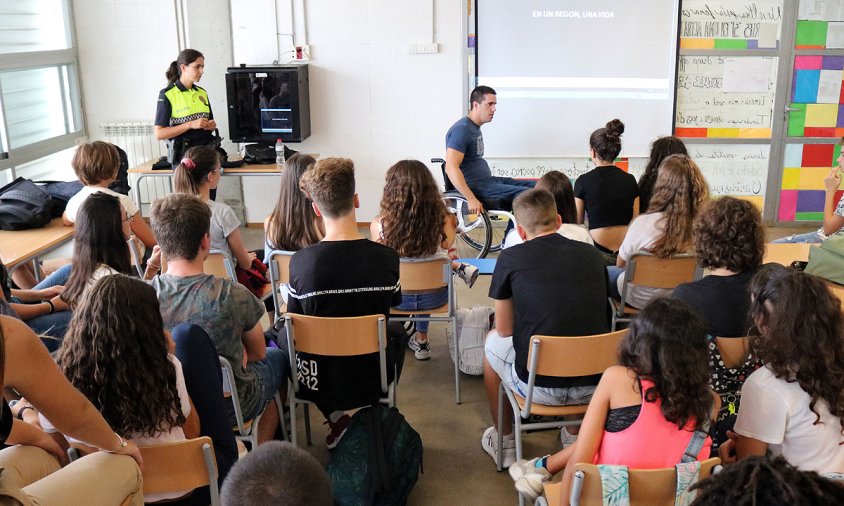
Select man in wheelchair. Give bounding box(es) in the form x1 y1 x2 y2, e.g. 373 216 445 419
445 85 535 215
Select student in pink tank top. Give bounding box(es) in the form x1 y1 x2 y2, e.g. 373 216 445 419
508 298 719 503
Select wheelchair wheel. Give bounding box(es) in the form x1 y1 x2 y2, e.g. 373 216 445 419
443 194 492 259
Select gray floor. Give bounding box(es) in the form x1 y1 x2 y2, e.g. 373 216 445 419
242 224 810 506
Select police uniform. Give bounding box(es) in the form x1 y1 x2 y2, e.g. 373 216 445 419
154 80 215 145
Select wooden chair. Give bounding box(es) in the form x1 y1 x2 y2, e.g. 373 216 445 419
69 437 221 506
267 249 295 320
160 249 235 280
127 236 143 277
611 252 701 331
390 257 460 403
539 457 721 506
762 242 811 266
283 313 394 447
497 331 627 476
219 356 287 449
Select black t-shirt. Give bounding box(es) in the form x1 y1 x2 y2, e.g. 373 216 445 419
574 166 639 229
489 233 611 388
672 267 758 337
287 239 401 409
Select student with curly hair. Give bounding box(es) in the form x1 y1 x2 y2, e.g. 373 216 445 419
608 154 710 308
574 119 639 258
370 160 478 360
720 264 844 474
690 455 844 505
637 136 688 213
508 298 717 503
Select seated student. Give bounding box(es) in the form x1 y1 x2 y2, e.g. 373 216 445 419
264 153 324 254
174 146 257 270
11 193 135 350
637 136 688 214
371 159 478 360
220 441 332 506
63 140 156 250
690 455 844 506
503 170 593 248
775 138 844 243
482 188 610 469
0 315 143 467
287 157 403 449
39 274 201 502
508 298 717 503
574 119 639 258
673 197 764 453
720 264 844 475
608 154 709 309
149 193 287 444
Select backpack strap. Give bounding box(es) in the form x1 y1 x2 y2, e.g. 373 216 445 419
680 422 710 464
364 407 391 500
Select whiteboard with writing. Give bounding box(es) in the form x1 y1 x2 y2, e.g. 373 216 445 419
676 55 778 129
681 0 783 42
688 144 770 197
489 158 647 182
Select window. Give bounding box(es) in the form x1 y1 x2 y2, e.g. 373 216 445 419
0 0 84 181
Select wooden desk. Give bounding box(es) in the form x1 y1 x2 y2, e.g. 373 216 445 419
0 218 74 275
128 160 292 210
763 243 812 266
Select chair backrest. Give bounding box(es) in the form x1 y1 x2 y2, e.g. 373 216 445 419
714 336 750 369
284 313 388 394
625 251 700 289
139 436 220 505
527 330 627 378
399 257 450 291
430 157 455 193
573 457 720 506
127 236 143 277
268 249 295 317
219 356 248 431
205 249 236 280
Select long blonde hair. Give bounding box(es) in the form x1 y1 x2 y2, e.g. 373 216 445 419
647 154 709 257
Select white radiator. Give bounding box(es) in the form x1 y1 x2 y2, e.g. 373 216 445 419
100 122 169 207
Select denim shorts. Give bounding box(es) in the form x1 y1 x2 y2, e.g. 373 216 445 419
485 332 595 406
245 347 289 420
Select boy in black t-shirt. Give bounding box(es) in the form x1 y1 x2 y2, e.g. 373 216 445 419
288 157 403 449
482 189 610 468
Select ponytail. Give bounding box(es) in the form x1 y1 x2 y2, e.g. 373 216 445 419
165 61 180 83
173 146 220 196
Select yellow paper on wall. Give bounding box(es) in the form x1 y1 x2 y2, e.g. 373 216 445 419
781 168 801 189
805 104 839 127
798 167 830 189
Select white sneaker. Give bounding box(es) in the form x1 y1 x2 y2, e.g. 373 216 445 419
407 334 431 360
481 426 516 469
455 262 479 288
508 457 552 482
560 426 578 448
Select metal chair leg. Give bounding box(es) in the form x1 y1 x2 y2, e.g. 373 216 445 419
304 404 312 446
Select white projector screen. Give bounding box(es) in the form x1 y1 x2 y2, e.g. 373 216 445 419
477 0 681 158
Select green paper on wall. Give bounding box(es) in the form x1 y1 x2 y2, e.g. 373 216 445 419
796 20 828 46
796 211 825 221
788 103 807 136
714 39 747 49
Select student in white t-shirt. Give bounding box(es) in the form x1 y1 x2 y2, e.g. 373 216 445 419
173 146 256 270
502 170 593 249
63 141 156 250
720 264 844 475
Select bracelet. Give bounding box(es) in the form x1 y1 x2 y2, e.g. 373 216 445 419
104 433 128 453
16 405 35 420
145 262 160 271
44 300 54 314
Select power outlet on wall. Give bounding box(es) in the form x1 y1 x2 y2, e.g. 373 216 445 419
407 42 438 54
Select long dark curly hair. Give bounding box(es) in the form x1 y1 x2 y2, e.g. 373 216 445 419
62 192 133 308
619 298 713 431
749 264 844 436
638 136 688 213
378 160 447 257
58 274 185 437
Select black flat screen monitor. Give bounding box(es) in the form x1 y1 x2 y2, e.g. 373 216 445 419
225 64 311 143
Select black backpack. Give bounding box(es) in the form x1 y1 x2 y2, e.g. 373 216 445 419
0 178 56 231
327 405 422 506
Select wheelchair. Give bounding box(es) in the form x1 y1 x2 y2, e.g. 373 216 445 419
431 158 516 259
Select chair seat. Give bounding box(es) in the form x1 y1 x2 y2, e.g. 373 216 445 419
514 392 589 417
612 301 641 318
391 304 450 316
258 283 273 301
543 481 562 505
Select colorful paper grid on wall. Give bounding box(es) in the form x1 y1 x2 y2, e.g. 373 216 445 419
788 56 844 137
795 20 844 49
680 38 780 50
779 143 844 221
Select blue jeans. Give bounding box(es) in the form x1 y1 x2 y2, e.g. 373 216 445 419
772 231 824 243
33 263 72 289
607 266 623 300
468 176 536 210
396 288 449 333
244 347 289 421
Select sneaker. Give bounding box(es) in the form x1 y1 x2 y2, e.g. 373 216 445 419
515 475 548 502
455 262 479 288
408 334 431 360
325 413 351 450
508 457 552 482
481 426 516 469
560 426 578 449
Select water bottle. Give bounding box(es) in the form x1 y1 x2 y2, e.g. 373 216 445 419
275 138 285 169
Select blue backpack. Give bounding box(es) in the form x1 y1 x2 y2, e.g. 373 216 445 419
327 405 422 506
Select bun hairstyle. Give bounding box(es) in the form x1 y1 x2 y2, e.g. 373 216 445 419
165 48 204 83
590 118 625 162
